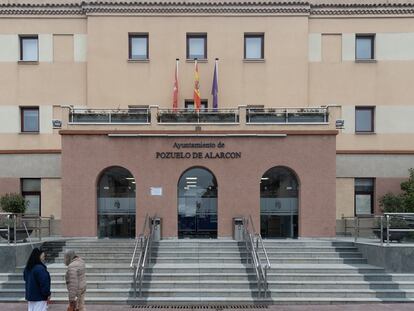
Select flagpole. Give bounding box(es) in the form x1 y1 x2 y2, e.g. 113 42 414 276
194 58 199 112
173 58 179 112
215 58 219 111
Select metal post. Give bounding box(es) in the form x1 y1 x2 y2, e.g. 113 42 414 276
39 217 42 241
386 215 390 246
354 216 358 243
7 216 10 245
380 216 384 246
13 215 17 245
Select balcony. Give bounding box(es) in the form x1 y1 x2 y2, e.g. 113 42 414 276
63 105 337 132
70 108 150 124
246 108 328 124
158 109 239 124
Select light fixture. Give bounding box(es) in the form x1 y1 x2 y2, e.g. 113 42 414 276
131 181 136 184
126 177 135 180
186 181 197 184
186 177 198 180
261 177 269 180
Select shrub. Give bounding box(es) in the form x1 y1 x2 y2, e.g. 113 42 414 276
0 193 27 214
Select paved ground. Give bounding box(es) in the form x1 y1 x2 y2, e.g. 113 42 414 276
2 303 414 311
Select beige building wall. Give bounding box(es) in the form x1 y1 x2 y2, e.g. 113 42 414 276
86 16 309 109
336 178 354 220
41 178 61 220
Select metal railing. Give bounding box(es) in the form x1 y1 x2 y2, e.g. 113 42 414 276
70 108 150 124
246 107 328 124
158 108 239 124
242 216 270 298
344 213 414 246
130 215 156 297
0 213 52 245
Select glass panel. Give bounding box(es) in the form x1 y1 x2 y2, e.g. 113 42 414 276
356 37 373 60
245 37 262 59
355 108 373 132
131 37 147 59
188 37 205 59
24 195 40 215
22 38 38 61
260 167 299 238
97 166 136 238
23 109 39 132
22 179 41 192
178 167 217 238
356 194 372 215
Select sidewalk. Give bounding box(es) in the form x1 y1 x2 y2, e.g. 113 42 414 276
1 303 414 311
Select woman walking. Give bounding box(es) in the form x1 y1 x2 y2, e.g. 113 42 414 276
23 248 51 311
64 249 86 311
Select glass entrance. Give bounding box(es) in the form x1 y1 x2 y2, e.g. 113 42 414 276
178 167 217 238
260 166 299 238
97 166 136 238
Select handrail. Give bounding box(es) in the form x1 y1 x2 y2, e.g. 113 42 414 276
0 213 52 245
131 214 157 297
242 217 262 298
344 213 414 246
130 214 149 267
248 215 271 297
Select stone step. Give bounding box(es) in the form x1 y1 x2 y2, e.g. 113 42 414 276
262 252 363 258
4 280 414 291
3 296 414 305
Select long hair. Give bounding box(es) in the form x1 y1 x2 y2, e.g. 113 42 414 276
25 248 44 271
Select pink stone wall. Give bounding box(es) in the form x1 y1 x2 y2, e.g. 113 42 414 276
0 178 20 197
61 134 336 238
375 178 407 214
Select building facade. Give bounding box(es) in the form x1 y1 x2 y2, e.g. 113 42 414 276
0 0 413 239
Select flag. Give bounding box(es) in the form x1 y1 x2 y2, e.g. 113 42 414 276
211 59 218 111
173 59 179 111
193 60 201 111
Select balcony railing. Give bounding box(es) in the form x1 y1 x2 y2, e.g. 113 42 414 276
158 109 239 124
246 107 328 124
70 108 150 124
67 107 331 126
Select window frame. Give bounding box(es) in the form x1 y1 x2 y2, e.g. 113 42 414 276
186 33 207 60
128 33 149 60
20 106 40 133
244 33 265 60
185 99 208 111
21 178 41 216
355 34 375 61
355 106 375 133
354 178 375 216
19 35 39 62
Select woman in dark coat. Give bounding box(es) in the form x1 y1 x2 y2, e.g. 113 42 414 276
23 248 51 311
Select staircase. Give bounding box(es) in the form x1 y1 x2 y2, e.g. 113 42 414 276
0 239 414 305
259 240 414 304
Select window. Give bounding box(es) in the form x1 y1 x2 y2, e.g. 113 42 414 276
129 33 149 60
355 106 375 133
19 35 38 61
186 33 207 60
21 179 41 216
356 35 375 60
244 34 264 60
355 178 375 215
20 107 39 133
185 100 208 111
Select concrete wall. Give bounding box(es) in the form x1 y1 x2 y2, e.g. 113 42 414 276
356 243 414 273
0 242 43 272
0 154 61 178
61 133 337 238
337 155 414 178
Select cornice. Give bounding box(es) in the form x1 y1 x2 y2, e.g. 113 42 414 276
1 0 414 16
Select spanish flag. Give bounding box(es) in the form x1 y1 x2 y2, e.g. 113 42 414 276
193 59 201 111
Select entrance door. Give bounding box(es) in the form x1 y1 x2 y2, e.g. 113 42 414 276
97 166 136 238
178 167 217 238
260 166 299 238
